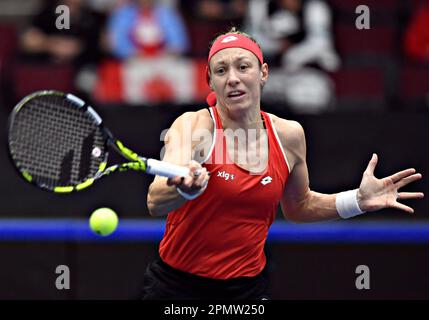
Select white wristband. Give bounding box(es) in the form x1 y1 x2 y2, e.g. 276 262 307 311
176 182 208 201
336 189 365 219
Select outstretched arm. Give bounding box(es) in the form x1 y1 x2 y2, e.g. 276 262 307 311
278 120 424 222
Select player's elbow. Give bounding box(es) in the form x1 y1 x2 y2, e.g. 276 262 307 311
281 208 305 223
147 201 162 217
280 202 308 223
146 186 165 217
147 195 164 217
146 195 156 216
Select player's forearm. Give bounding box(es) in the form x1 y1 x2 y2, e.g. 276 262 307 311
284 191 339 222
303 191 340 221
147 179 187 217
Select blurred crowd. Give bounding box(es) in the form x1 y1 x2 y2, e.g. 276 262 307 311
0 0 428 112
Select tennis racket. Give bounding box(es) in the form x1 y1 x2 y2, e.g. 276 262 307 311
7 90 189 193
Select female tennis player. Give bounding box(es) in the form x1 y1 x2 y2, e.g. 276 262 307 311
144 27 424 299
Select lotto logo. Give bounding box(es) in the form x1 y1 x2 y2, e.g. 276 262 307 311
221 36 238 43
261 176 272 185
217 171 235 181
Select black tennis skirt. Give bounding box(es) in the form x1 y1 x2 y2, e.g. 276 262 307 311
140 257 270 300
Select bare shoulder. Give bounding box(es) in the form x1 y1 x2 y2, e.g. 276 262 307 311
171 108 213 131
194 108 214 131
162 109 213 164
266 113 306 170
267 113 305 150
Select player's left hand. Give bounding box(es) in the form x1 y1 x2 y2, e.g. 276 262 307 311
357 154 424 213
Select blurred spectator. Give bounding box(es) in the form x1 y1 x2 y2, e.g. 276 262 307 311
245 0 340 113
182 0 247 22
107 0 189 59
20 0 105 66
178 0 247 58
404 4 429 63
86 0 126 14
245 0 339 71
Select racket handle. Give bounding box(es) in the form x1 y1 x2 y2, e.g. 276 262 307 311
146 159 190 178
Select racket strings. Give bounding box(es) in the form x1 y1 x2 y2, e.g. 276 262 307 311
9 95 106 188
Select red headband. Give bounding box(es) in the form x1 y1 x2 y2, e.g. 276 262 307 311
206 34 264 107
208 33 264 65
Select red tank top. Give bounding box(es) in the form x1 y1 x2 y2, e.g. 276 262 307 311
159 107 290 279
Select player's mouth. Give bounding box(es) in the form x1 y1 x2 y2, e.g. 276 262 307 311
227 90 246 101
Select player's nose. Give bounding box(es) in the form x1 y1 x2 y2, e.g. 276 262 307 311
226 69 240 86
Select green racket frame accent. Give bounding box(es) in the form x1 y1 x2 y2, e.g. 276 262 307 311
115 140 146 164
52 147 148 193
22 171 33 182
51 139 149 193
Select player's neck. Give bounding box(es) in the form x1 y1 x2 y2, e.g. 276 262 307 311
217 105 263 131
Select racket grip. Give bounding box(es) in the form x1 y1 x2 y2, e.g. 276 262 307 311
146 159 190 178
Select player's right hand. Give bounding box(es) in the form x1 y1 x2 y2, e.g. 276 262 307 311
167 160 210 195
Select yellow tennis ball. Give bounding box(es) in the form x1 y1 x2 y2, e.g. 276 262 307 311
89 208 118 236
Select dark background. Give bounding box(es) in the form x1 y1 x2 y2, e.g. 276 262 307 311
1 242 428 299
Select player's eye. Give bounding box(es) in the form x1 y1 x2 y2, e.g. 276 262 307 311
239 64 249 71
215 67 225 75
